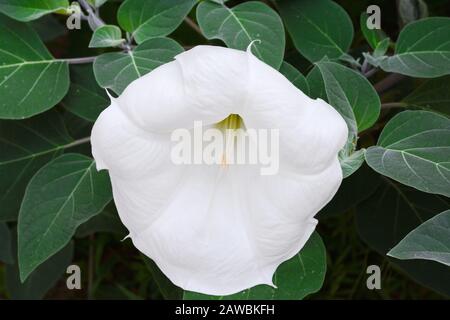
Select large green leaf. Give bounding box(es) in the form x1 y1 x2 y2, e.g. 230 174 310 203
403 76 450 116
356 179 450 296
279 62 309 96
6 240 73 299
0 0 69 22
18 153 112 281
278 0 353 62
61 65 109 122
0 14 69 119
398 0 428 27
371 17 450 78
0 222 13 264
93 37 184 95
388 209 450 266
307 61 380 137
196 1 285 69
184 232 326 300
89 25 125 48
0 111 73 222
31 14 67 42
117 0 197 44
366 111 450 197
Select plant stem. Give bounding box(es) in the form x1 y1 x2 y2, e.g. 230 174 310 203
364 67 378 78
78 0 104 29
374 73 406 94
65 56 97 64
65 137 91 149
381 102 407 109
184 17 204 37
88 234 95 300
361 58 369 74
78 0 131 51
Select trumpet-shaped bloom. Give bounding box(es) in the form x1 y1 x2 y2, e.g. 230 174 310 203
91 45 348 295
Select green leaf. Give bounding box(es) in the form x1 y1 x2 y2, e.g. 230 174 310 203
0 111 73 222
388 209 450 266
117 0 197 44
184 232 326 300
76 209 126 238
339 148 365 179
279 62 309 96
93 37 184 95
0 14 70 119
365 110 450 197
371 17 450 78
398 0 428 27
144 257 183 300
403 76 450 116
278 0 353 62
88 0 108 7
0 222 13 264
373 37 390 58
196 1 285 69
307 61 380 137
6 240 73 299
31 15 67 42
89 25 125 48
61 65 109 122
318 164 381 219
356 179 450 296
360 12 387 50
0 0 69 22
18 153 112 281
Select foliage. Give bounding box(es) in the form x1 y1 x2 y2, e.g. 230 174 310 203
0 0 449 300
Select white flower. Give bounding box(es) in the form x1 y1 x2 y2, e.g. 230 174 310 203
91 45 348 295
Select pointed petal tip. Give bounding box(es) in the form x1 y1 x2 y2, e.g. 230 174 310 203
246 40 262 54
121 234 132 242
105 88 117 101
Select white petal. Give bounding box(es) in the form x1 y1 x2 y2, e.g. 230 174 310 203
91 45 347 296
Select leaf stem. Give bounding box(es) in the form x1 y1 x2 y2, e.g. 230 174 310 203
65 56 97 64
381 102 407 109
65 136 91 149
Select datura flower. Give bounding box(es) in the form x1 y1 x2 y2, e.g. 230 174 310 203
91 45 348 295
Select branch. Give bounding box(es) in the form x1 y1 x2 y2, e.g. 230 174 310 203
184 17 204 37
374 73 406 94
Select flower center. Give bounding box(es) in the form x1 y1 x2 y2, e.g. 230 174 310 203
216 114 244 167
216 114 243 130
